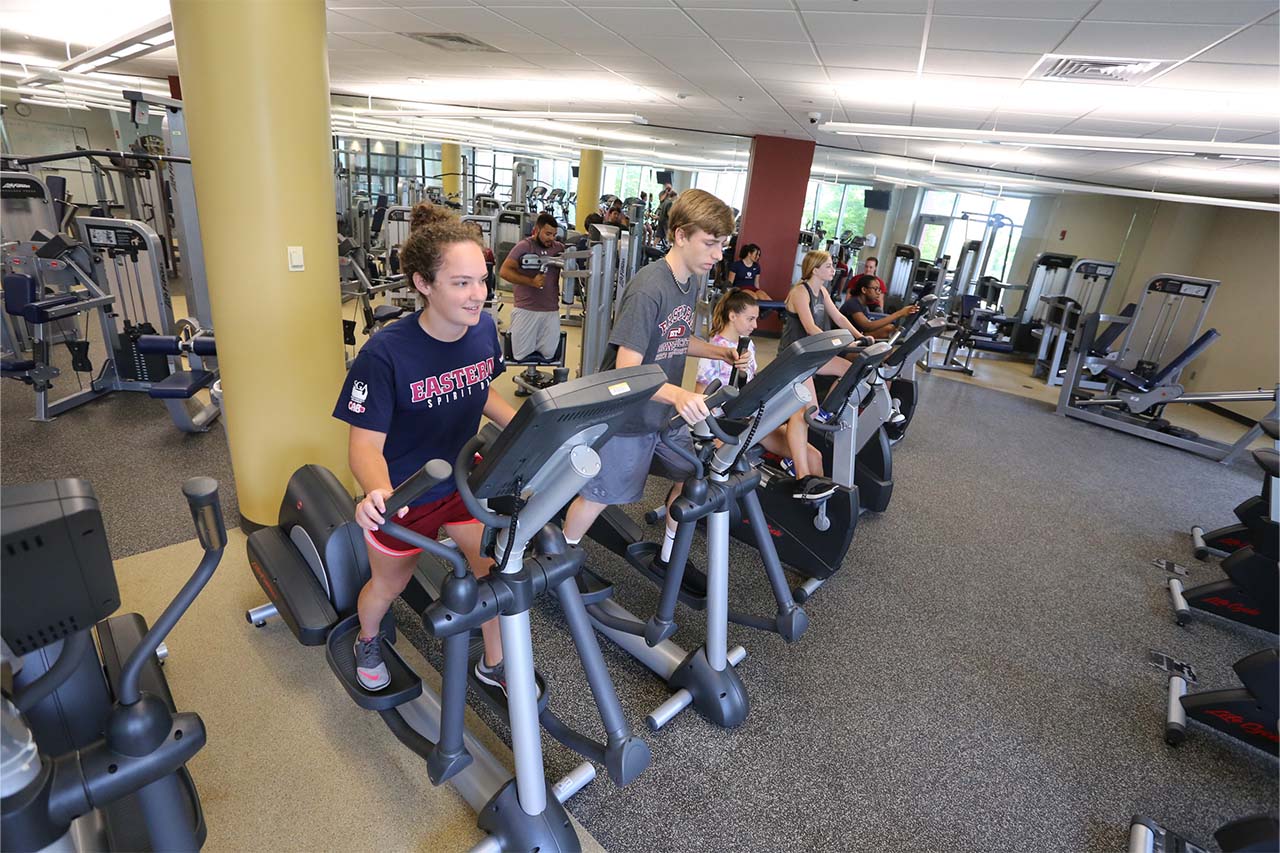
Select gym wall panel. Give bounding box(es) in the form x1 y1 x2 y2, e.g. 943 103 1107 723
1183 208 1280 419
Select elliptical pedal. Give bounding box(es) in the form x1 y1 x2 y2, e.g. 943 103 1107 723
626 541 708 609
325 613 424 711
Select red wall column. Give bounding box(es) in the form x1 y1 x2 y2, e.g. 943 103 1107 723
736 135 815 302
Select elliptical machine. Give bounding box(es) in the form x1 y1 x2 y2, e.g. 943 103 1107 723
2 476 227 852
575 330 857 730
245 366 666 851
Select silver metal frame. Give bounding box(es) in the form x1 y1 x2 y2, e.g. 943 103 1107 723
1033 259 1118 388
1056 280 1278 463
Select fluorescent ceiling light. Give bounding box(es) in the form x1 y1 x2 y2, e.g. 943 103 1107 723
927 167 1278 212
355 107 646 125
819 122 1279 161
47 16 173 78
1140 164 1280 188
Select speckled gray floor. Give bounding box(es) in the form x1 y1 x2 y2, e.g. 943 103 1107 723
1 337 238 557
397 373 1277 853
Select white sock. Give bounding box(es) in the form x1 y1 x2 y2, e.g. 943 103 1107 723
660 520 678 562
565 535 581 546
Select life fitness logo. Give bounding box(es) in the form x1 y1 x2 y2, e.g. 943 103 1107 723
348 381 368 414
1204 708 1279 744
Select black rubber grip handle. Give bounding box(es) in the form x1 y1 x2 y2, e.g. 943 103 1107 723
728 337 750 389
385 459 453 519
182 476 226 551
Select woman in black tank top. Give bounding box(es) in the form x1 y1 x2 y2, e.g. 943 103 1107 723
782 250 864 378
775 251 870 498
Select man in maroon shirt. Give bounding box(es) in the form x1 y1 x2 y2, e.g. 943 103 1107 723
499 213 565 389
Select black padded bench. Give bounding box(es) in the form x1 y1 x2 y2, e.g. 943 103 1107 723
1102 328 1220 394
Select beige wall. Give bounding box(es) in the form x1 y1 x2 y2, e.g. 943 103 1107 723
1119 201 1217 307
1182 208 1280 419
1009 193 1160 309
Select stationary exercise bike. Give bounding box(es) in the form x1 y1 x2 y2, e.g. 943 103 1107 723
1169 435 1279 634
245 366 665 851
1164 648 1278 757
2 476 227 852
1191 417 1278 560
724 340 892 596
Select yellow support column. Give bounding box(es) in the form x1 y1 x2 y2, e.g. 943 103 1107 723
575 148 603 232
170 0 351 524
441 142 463 207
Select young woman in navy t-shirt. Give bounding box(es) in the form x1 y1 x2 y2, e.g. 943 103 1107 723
333 205 519 694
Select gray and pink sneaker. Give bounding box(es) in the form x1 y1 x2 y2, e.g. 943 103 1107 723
354 634 390 691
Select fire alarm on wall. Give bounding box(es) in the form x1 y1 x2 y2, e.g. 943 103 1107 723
1060 230 1067 240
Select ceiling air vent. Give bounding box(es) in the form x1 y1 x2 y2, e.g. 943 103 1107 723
399 32 504 53
1031 54 1177 84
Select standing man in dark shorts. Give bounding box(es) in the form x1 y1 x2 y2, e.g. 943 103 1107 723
500 212 565 389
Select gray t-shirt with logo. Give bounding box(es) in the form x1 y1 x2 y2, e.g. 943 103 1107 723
600 259 698 435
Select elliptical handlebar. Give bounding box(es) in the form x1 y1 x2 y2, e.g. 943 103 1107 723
118 478 227 706
452 437 510 530
384 459 453 519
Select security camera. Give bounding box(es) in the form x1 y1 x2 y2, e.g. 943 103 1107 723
807 111 822 125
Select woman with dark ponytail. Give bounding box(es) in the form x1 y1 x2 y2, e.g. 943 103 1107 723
696 289 830 499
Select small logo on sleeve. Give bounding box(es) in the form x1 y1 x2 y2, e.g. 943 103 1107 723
348 381 368 413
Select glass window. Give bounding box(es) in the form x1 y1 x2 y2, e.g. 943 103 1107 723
839 187 870 237
803 181 819 228
920 190 956 216
813 183 843 235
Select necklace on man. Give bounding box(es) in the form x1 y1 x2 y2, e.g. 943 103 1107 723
666 259 693 295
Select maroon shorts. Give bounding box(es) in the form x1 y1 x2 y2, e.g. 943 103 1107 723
366 490 479 557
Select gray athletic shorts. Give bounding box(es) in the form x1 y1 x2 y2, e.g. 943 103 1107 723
581 426 697 506
509 308 561 361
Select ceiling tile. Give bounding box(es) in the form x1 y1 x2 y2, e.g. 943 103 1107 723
1086 0 1279 25
1055 22 1238 60
796 0 928 10
1243 130 1280 143
922 49 1043 78
584 8 706 36
978 115 1074 132
686 9 808 41
720 40 820 65
492 7 622 39
739 60 825 82
934 0 1092 17
1058 117 1173 136
524 52 604 69
910 111 986 129
474 32 569 54
819 45 919 72
335 7 439 29
1140 125 1275 142
928 16 1077 53
803 12 925 48
679 0 794 8
327 10 379 32
630 36 722 63
1147 61 1280 92
398 6 514 32
1197 24 1280 64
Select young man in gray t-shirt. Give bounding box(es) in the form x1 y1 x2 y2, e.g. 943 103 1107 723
562 189 747 565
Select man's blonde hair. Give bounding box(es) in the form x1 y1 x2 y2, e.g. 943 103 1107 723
667 189 734 241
